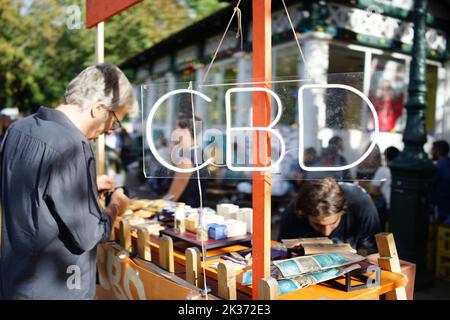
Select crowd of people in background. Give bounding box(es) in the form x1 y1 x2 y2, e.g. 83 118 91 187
137 129 450 230
3 102 449 231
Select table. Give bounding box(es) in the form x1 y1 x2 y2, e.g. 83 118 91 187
118 226 408 300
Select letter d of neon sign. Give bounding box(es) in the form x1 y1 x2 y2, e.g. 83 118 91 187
297 84 380 172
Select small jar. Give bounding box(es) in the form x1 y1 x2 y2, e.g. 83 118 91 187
174 203 186 233
196 225 208 241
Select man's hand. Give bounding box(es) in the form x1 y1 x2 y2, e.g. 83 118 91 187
97 175 116 193
105 188 130 220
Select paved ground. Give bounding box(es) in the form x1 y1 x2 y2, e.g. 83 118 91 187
414 279 450 300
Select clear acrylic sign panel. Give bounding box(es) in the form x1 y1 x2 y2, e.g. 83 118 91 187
140 72 388 181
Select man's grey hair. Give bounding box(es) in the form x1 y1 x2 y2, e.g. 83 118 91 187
64 63 135 111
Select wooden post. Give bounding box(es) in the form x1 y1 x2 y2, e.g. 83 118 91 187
136 227 151 261
159 235 175 273
95 22 106 176
217 262 236 300
185 247 201 287
376 233 408 300
259 277 279 300
252 0 272 299
119 219 132 252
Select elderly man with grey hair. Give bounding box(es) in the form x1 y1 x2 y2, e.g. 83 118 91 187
0 63 134 299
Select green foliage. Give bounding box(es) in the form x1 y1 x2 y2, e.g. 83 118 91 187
0 0 226 112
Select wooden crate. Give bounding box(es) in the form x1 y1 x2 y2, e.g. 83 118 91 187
437 224 450 256
436 225 450 281
436 254 450 281
427 223 438 273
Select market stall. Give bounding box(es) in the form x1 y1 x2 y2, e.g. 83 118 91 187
88 1 410 301
94 198 409 300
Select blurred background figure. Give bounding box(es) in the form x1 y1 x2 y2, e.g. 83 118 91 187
144 135 172 197
369 146 400 230
237 142 291 197
214 141 247 183
328 136 348 167
431 140 450 224
303 147 318 167
290 147 318 189
0 114 12 143
162 114 208 207
356 143 382 184
117 127 135 170
304 144 352 181
105 129 122 176
371 79 404 132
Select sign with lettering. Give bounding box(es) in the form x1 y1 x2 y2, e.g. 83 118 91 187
96 243 208 300
141 73 382 180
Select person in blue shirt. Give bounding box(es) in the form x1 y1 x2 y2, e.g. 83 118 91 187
431 140 450 224
0 63 133 299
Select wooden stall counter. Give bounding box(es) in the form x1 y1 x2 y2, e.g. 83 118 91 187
99 220 409 300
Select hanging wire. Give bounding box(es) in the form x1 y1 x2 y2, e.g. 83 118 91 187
200 0 313 88
281 0 313 80
202 0 243 84
235 7 243 51
188 81 209 299
177 1 320 300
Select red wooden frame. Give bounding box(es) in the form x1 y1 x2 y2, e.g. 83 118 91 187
251 0 272 299
86 0 142 29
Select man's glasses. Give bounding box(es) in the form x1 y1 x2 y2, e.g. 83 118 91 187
110 111 122 131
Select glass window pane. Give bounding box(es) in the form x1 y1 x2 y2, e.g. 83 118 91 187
274 45 301 125
328 46 365 130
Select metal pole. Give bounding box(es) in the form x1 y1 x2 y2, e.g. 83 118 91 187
389 0 434 287
251 0 272 299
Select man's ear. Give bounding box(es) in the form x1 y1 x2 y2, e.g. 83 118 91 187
90 102 107 119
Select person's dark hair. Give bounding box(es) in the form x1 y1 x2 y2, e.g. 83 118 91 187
176 113 202 139
433 140 449 157
294 178 347 218
328 136 343 146
385 146 400 162
304 147 317 166
160 136 167 147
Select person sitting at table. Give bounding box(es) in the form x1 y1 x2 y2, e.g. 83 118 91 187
278 178 381 255
163 114 208 207
304 145 352 182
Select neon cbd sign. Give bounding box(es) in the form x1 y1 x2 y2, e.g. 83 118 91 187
146 84 380 173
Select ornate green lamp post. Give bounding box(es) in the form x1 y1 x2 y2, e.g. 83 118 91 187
389 0 435 287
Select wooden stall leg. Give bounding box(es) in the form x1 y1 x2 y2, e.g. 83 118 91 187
185 247 201 287
217 262 236 300
136 227 151 261
259 277 279 300
375 232 408 300
159 235 175 273
119 219 132 252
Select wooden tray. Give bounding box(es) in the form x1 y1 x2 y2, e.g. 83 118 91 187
160 228 252 252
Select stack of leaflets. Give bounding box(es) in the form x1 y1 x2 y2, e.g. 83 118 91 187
241 252 366 295
281 237 356 256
